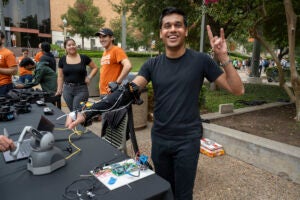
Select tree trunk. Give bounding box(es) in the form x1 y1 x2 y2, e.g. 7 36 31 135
254 28 295 102
0 0 6 42
250 39 261 77
121 8 127 50
81 37 84 49
284 0 300 121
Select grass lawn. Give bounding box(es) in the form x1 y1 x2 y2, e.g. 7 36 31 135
203 83 290 113
92 57 149 72
130 57 150 71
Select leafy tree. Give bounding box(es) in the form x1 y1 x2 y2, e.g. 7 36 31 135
62 0 105 49
109 17 122 45
284 0 300 120
126 0 300 120
127 0 204 53
205 0 300 120
109 16 144 50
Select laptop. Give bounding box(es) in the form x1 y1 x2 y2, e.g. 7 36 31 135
3 115 55 163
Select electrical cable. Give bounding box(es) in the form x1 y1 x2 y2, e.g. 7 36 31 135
56 92 125 121
91 153 126 175
62 176 110 199
65 132 81 160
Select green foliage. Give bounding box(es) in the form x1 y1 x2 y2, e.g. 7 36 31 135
206 0 300 50
203 83 289 113
266 66 300 82
229 52 249 60
57 49 103 58
50 44 60 51
265 67 279 82
127 0 203 51
62 0 105 48
126 51 155 57
130 57 149 72
110 16 146 50
109 17 122 45
146 82 289 114
199 85 207 109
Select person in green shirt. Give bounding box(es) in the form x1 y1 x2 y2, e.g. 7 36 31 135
15 57 61 108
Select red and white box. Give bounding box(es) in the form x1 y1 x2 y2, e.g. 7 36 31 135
200 138 225 157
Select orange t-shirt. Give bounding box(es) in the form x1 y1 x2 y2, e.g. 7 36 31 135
34 51 43 62
99 46 127 95
0 48 18 86
18 56 33 76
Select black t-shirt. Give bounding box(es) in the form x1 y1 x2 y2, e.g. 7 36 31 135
138 49 223 138
58 54 91 83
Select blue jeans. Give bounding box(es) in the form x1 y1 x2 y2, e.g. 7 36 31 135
19 74 33 83
63 84 89 111
151 133 200 200
0 83 13 96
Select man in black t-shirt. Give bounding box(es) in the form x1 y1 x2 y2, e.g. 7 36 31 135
66 7 244 200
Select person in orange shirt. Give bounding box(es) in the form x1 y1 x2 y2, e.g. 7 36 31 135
18 48 33 83
95 28 132 98
0 31 18 96
34 43 43 62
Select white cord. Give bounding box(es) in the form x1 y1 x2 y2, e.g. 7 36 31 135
56 91 131 121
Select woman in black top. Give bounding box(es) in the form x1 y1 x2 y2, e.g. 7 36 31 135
56 38 98 111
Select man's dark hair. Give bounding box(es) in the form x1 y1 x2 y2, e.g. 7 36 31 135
41 42 51 53
159 7 187 28
19 57 35 67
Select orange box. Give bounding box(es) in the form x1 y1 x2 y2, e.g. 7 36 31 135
200 138 225 157
200 146 225 157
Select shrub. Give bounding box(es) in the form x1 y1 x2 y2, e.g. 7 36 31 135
266 66 300 82
266 67 279 82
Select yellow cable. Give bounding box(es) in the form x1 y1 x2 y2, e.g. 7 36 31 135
72 127 89 136
54 127 68 131
54 126 89 160
65 132 81 160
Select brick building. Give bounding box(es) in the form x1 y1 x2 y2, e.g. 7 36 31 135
50 0 120 49
2 0 120 49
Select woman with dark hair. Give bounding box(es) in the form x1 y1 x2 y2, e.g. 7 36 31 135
56 38 98 111
0 31 18 96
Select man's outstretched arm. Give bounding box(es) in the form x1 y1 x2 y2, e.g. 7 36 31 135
65 79 147 129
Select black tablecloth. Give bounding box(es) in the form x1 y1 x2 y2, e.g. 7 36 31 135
0 104 173 200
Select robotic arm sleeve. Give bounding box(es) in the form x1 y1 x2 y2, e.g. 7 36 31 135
81 82 142 126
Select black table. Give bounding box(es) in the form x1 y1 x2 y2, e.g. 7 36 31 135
0 104 173 200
